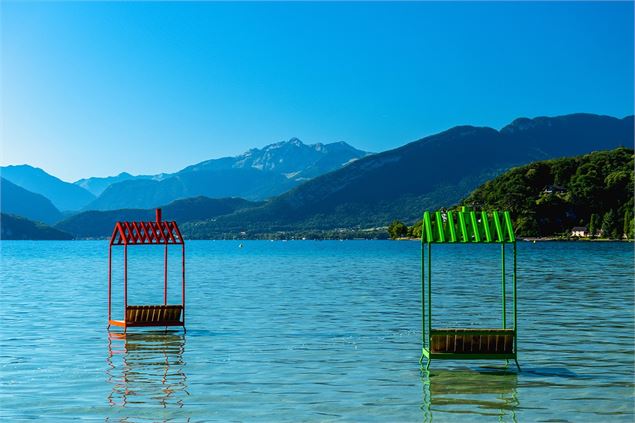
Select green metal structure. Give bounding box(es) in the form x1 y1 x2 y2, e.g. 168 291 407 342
420 207 520 371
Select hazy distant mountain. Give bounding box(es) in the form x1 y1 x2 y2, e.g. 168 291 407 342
56 196 260 238
86 169 290 211
74 172 163 196
1 213 72 240
182 113 634 237
181 138 369 180
1 165 94 211
0 177 63 224
84 138 370 210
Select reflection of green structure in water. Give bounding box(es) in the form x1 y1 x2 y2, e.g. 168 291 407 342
106 332 189 409
420 208 520 371
421 368 519 422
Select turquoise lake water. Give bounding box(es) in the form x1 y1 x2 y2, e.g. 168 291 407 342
1 240 633 421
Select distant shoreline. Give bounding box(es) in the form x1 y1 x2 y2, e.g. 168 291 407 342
3 237 633 242
393 236 633 242
520 237 634 242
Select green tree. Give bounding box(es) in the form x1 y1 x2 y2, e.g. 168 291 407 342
624 208 634 239
605 170 630 192
601 209 618 239
589 213 599 238
388 220 408 239
410 220 423 239
515 214 539 237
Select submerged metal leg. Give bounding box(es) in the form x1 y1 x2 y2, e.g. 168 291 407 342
425 358 431 371
514 358 521 372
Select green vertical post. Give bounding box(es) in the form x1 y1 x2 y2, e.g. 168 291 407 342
469 211 481 242
492 211 503 242
421 236 425 352
504 211 516 242
513 242 517 352
427 243 432 354
502 243 506 329
447 211 457 242
423 212 433 243
435 211 446 242
458 212 468 242
482 211 492 242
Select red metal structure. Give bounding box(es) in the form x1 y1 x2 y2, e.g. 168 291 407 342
108 208 185 332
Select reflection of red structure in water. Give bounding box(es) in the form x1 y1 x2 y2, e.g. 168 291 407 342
108 208 185 332
106 332 188 408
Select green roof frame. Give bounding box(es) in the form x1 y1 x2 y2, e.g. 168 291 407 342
421 210 515 244
420 208 520 371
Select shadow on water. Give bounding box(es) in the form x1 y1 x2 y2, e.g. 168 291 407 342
106 331 189 412
421 366 519 422
519 367 581 379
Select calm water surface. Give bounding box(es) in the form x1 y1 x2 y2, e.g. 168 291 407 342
1 240 633 421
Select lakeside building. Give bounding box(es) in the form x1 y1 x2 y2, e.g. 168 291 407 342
571 226 589 237
543 185 567 195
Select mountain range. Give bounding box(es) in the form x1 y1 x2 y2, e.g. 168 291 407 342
55 196 259 238
79 138 370 210
177 113 634 238
1 138 369 213
0 213 72 240
0 165 95 211
2 113 633 239
75 172 160 197
0 178 63 224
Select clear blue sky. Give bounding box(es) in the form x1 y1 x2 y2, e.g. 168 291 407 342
2 1 633 182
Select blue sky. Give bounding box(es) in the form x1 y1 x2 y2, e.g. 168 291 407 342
2 1 633 181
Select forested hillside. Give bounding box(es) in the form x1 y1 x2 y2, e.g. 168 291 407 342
463 148 633 238
1 214 73 240
393 148 634 239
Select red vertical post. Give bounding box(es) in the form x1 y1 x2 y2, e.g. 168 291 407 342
124 244 128 319
182 243 185 327
108 246 112 322
164 243 168 305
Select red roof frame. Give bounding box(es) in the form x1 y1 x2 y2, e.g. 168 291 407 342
109 209 184 246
